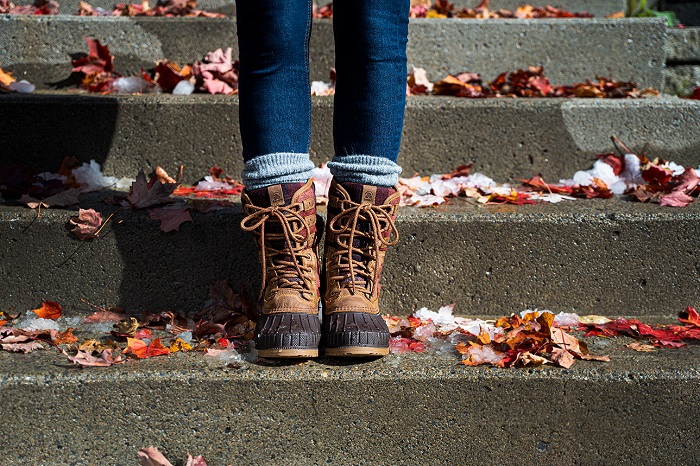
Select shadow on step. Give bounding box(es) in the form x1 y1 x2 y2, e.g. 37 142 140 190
0 92 115 173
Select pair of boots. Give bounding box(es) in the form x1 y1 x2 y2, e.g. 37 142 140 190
240 178 400 358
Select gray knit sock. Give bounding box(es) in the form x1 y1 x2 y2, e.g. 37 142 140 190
241 152 315 190
327 155 403 187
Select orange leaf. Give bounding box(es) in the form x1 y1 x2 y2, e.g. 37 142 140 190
31 301 63 320
51 328 79 345
124 337 170 358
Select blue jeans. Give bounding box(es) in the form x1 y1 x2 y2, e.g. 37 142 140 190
236 0 410 189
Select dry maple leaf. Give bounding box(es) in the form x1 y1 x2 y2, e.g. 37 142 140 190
126 171 178 209
19 188 81 210
148 203 193 232
72 37 114 74
67 348 124 367
124 337 170 358
169 338 194 353
1 340 44 353
114 317 140 336
185 455 207 466
50 328 79 345
69 208 103 240
31 300 63 320
82 309 127 323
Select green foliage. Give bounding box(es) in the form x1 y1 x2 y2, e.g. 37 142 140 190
627 0 680 27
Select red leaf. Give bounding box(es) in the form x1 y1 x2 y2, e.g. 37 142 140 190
82 310 127 323
72 37 114 74
689 86 700 100
596 152 624 176
642 164 672 184
679 306 700 327
672 168 700 195
124 337 170 358
31 301 62 320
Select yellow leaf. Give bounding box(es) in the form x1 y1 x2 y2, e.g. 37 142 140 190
170 338 193 353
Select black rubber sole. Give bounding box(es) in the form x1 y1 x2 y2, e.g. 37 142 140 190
254 313 321 358
322 312 390 356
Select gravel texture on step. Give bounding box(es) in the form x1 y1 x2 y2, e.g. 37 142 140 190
1 93 698 182
1 343 698 464
666 26 700 62
0 16 666 88
1 196 699 316
32 0 627 18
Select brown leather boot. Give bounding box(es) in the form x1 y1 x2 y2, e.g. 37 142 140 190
322 178 400 357
240 180 321 358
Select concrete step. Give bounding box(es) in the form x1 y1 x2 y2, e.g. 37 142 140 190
1 196 699 317
665 27 700 95
2 342 698 464
0 16 666 88
28 0 628 18
1 93 698 183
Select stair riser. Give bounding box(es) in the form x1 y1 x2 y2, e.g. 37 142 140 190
3 371 698 465
0 17 666 88
42 0 627 17
2 202 699 316
1 95 698 182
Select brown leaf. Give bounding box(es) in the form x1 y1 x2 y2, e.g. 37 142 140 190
148 203 193 232
67 348 124 367
1 341 44 353
50 328 79 345
126 171 178 209
625 342 657 352
20 189 81 209
551 347 575 368
82 310 127 323
69 208 103 240
114 317 140 336
31 301 63 320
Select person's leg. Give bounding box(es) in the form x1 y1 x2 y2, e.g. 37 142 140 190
327 0 410 187
236 0 315 190
323 0 410 357
237 0 321 358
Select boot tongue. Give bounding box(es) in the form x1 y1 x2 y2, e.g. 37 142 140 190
246 182 307 207
335 181 396 205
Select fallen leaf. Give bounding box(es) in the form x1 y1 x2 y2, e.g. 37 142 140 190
72 37 114 74
170 338 194 353
658 190 694 207
185 456 207 466
82 310 127 323
50 328 79 345
114 317 140 336
138 447 173 466
19 188 81 210
1 341 44 353
124 337 171 358
126 171 178 209
679 306 700 327
69 208 103 240
625 342 657 352
31 301 63 320
67 348 124 367
148 203 193 232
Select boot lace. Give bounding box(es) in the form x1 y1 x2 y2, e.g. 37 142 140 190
241 203 314 300
327 200 398 295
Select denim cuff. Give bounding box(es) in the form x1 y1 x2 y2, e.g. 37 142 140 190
241 152 315 190
327 155 403 187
